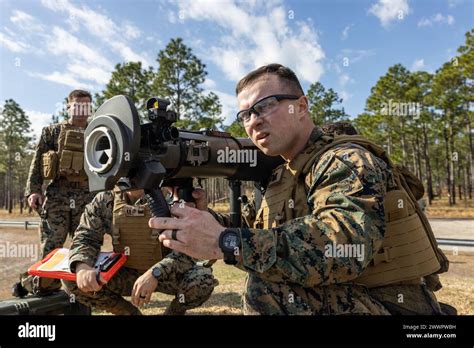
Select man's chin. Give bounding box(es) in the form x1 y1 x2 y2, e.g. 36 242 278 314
256 144 279 157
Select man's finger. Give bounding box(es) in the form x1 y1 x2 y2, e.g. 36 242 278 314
138 291 149 307
90 277 101 292
148 217 185 230
162 239 189 255
170 204 197 218
135 283 146 307
159 229 173 241
145 291 152 305
159 230 190 244
131 282 139 306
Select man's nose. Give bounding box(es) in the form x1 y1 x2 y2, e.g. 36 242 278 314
247 111 263 129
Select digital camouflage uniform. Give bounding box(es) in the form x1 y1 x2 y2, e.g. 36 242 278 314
62 191 217 315
21 121 95 294
210 126 445 315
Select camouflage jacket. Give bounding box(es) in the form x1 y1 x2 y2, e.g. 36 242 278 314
25 121 85 197
68 191 195 281
210 127 391 314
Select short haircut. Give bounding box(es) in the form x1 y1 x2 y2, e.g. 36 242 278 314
235 63 304 96
68 89 92 102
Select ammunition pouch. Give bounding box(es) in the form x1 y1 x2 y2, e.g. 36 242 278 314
58 129 87 182
41 150 59 180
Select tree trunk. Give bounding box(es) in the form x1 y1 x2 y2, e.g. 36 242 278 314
422 122 434 204
443 126 452 205
448 112 456 205
466 114 473 199
415 132 422 180
400 118 407 167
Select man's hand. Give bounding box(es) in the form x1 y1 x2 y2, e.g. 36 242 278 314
131 269 158 307
76 263 105 292
149 204 225 260
27 193 44 210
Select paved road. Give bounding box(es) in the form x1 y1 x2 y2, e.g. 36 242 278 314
429 219 474 239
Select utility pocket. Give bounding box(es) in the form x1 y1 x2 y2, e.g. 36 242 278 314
41 150 58 180
59 150 73 171
64 130 84 151
71 151 84 172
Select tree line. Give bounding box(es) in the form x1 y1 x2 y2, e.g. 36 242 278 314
1 30 472 212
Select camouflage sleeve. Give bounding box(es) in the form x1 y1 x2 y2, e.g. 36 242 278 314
234 144 387 287
151 251 197 281
25 126 55 197
68 191 114 272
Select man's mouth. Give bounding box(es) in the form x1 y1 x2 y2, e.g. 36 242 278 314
256 132 269 141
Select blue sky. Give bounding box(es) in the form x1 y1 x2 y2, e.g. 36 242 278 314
0 0 472 137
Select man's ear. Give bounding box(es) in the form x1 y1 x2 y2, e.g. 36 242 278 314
297 96 309 118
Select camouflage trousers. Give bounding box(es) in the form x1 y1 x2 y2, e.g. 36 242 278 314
21 180 95 294
242 274 390 315
62 265 217 315
369 283 445 315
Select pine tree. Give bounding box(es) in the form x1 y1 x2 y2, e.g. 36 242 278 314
152 38 223 129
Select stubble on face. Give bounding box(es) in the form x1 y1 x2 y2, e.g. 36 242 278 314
237 75 299 158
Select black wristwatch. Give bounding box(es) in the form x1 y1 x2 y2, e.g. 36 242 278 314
152 266 162 280
218 229 241 265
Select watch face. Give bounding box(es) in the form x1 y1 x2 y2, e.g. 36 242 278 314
223 233 239 250
152 267 161 278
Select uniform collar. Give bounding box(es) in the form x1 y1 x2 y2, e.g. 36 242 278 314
306 126 323 148
285 126 323 170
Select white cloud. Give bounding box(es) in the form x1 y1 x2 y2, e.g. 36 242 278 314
168 10 177 24
339 90 353 102
447 0 461 8
28 71 95 90
341 24 353 40
368 0 411 27
339 74 354 87
411 58 425 71
3 1 149 92
41 0 150 66
109 41 150 66
203 78 217 89
25 109 53 138
208 90 238 126
123 23 141 40
0 32 29 52
339 49 376 64
42 0 116 38
40 26 112 87
47 27 112 68
172 0 325 84
66 62 110 85
418 13 455 27
10 10 44 32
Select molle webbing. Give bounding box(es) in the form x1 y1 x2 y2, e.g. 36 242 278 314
112 192 167 272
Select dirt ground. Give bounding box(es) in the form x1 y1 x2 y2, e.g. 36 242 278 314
425 197 474 218
0 224 472 315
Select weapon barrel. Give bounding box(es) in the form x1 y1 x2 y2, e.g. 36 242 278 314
0 291 91 315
